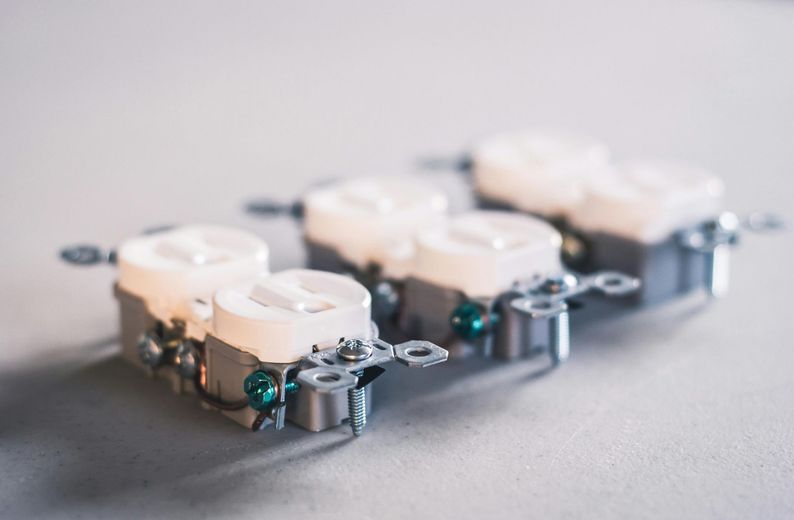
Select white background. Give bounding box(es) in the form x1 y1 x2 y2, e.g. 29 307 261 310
1 1 793 518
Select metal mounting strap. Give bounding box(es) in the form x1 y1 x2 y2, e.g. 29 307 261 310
296 338 448 394
513 270 640 305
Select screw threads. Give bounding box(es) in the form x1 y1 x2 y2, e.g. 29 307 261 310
705 243 731 298
549 311 570 364
284 379 301 395
347 370 366 437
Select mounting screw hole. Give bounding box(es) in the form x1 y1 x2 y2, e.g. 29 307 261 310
315 373 341 383
406 347 431 358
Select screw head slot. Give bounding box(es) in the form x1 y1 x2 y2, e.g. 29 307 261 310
336 339 374 361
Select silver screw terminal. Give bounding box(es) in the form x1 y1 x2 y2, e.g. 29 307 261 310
705 242 731 298
175 340 200 379
137 332 165 368
539 275 573 363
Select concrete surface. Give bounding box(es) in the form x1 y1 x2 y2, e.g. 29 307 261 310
1 0 793 518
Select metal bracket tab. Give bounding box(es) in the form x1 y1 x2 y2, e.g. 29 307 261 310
393 340 448 368
512 270 640 305
508 270 640 364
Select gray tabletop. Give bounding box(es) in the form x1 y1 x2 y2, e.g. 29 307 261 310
1 1 793 518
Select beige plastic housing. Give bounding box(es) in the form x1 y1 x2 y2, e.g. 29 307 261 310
411 210 563 298
569 160 725 243
303 176 449 278
116 225 270 331
471 130 611 217
212 269 373 363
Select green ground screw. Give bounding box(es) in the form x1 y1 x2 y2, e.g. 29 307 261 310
243 371 300 411
449 301 492 340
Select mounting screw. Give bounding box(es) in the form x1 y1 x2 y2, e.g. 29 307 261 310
539 275 574 364
548 310 570 364
137 332 164 368
705 243 731 298
347 370 366 436
336 338 373 361
336 339 373 436
703 213 739 298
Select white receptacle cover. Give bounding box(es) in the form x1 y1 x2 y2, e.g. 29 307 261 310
303 176 449 279
471 130 611 217
117 225 270 325
569 160 725 243
411 211 562 298
212 269 373 363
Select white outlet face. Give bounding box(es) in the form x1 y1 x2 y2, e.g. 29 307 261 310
303 176 448 278
472 130 611 217
212 269 372 363
117 225 269 325
570 160 725 243
411 210 562 297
